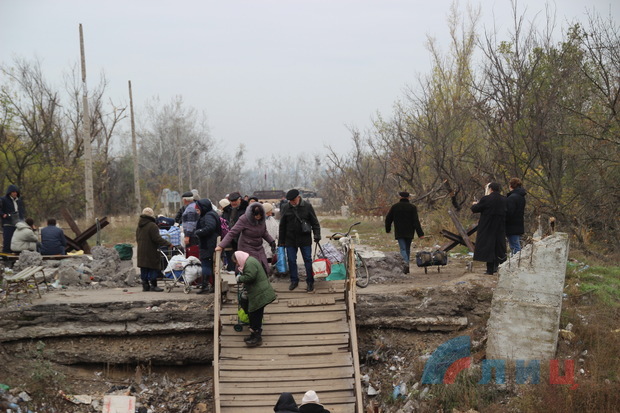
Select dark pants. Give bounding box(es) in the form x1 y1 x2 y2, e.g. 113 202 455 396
200 257 214 287
248 305 266 333
140 267 159 282
2 226 15 253
286 245 313 285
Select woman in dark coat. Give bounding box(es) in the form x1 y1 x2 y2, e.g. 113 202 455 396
471 182 507 275
273 392 299 413
136 208 173 291
234 250 277 347
216 202 275 272
194 198 221 294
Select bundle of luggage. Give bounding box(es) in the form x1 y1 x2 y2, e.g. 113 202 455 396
415 250 448 273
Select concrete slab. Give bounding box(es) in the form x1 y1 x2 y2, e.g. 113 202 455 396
486 232 569 361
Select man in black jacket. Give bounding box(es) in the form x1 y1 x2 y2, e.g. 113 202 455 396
385 191 424 274
278 189 321 292
506 178 527 255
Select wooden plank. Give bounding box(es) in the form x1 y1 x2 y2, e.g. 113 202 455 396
221 404 354 413
213 248 222 413
221 394 356 406
346 249 364 413
221 303 347 315
220 365 354 380
448 209 475 252
220 379 353 394
220 344 347 359
220 356 352 370
220 391 355 403
220 377 353 390
222 336 349 348
220 320 349 335
221 312 344 325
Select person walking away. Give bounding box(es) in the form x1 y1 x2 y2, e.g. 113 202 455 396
40 218 67 255
505 178 526 255
136 208 173 292
194 198 221 294
385 191 424 274
262 203 279 271
273 392 299 413
471 182 507 274
215 202 275 273
298 390 331 413
1 184 26 253
233 250 277 347
278 189 321 292
11 218 39 253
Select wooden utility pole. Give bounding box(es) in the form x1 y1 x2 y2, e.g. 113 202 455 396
128 80 141 213
79 24 95 222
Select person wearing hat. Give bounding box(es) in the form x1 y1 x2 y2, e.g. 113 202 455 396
232 250 277 347
174 191 201 253
136 207 174 292
273 392 299 413
278 188 321 292
385 191 424 274
298 390 330 413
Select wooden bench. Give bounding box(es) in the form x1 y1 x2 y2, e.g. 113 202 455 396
1 266 46 305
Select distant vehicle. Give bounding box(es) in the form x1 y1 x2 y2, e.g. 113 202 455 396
251 190 286 205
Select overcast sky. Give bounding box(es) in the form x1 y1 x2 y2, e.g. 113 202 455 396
1 0 617 162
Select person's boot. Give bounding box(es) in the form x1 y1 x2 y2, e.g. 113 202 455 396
484 262 495 275
288 281 298 291
403 263 410 274
142 280 150 292
306 283 314 293
150 279 163 292
197 283 212 294
245 331 262 347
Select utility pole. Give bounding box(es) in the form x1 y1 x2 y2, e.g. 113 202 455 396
79 24 95 222
129 80 141 214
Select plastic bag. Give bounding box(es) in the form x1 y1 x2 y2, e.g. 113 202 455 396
276 246 288 273
312 258 331 278
326 263 346 281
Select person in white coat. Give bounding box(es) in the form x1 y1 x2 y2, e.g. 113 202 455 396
262 203 279 272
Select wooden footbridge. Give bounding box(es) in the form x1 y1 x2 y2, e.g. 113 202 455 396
212 256 364 413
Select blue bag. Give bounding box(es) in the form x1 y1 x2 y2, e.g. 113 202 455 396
276 246 288 274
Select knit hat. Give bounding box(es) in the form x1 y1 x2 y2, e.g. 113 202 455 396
219 198 231 208
192 189 200 200
263 202 273 214
286 189 300 200
301 390 321 406
142 207 154 217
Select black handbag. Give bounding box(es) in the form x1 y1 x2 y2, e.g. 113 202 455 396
293 210 312 234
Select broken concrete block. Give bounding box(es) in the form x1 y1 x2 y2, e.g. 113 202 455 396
486 232 569 361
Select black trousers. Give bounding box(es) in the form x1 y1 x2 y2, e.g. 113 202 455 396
248 305 266 333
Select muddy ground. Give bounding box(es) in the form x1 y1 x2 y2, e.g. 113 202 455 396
0 247 495 413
